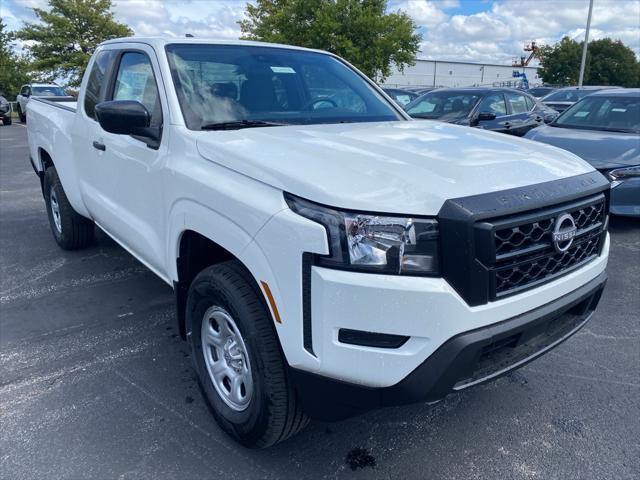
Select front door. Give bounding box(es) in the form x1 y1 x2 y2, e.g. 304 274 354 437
88 46 169 276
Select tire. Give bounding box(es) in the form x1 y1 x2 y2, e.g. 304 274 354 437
187 260 309 448
43 167 95 250
18 105 25 123
2 116 11 126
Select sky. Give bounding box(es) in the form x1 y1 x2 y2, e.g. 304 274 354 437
2 0 639 66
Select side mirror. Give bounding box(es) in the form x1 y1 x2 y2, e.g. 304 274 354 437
477 111 497 121
95 100 150 134
95 100 161 147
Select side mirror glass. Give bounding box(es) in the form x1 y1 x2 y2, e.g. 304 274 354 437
477 111 497 121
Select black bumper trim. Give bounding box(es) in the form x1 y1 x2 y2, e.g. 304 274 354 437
289 271 607 421
338 328 409 349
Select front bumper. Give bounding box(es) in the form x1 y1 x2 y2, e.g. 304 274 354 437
302 233 608 388
291 270 607 421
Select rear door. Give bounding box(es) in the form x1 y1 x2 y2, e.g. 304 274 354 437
475 92 509 133
504 91 539 136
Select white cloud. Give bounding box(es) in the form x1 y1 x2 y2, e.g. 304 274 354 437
397 0 448 27
398 0 640 64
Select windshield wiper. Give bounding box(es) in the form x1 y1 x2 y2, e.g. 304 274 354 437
201 120 287 130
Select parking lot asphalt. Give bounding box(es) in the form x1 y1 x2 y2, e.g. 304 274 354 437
1 122 638 480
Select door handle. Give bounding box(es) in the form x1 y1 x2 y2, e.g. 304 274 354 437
92 141 106 151
503 122 511 128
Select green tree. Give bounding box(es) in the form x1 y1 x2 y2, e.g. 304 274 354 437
0 19 30 99
587 38 639 87
18 0 132 87
239 0 421 81
538 36 639 87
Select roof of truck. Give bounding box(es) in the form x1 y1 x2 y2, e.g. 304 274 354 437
100 36 328 55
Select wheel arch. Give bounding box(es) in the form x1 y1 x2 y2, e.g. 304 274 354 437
170 203 283 341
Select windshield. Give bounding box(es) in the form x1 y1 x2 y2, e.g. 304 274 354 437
165 44 401 129
554 95 640 133
543 89 597 102
32 86 66 96
405 91 481 120
528 88 553 97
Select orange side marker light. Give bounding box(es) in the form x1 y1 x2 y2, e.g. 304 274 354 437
260 281 282 324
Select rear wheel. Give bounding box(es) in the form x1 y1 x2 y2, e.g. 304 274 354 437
43 167 95 250
187 260 309 448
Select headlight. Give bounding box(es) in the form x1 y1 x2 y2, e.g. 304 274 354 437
607 165 640 181
285 193 440 275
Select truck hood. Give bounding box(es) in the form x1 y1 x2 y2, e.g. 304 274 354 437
196 121 594 214
525 124 640 170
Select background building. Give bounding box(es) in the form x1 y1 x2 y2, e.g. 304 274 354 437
382 59 542 88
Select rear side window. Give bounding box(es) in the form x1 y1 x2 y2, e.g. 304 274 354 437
84 50 116 119
525 95 535 111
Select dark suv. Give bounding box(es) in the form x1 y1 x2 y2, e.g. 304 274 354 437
405 87 558 136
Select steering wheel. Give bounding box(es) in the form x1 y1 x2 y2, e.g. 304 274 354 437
302 97 339 111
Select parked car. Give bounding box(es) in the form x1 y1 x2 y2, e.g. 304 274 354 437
382 88 418 107
540 86 620 113
16 83 67 122
0 96 12 125
27 37 609 447
527 86 556 98
405 87 558 136
526 89 639 217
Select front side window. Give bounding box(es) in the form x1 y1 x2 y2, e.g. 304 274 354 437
84 50 117 119
554 95 640 133
506 92 529 114
406 92 481 120
478 93 506 115
165 44 400 129
112 52 162 127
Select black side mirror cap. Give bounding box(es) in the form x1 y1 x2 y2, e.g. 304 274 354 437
95 100 151 134
95 100 161 148
477 111 497 121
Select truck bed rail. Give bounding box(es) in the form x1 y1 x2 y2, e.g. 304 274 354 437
30 96 78 113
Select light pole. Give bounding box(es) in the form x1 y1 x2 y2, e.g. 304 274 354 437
578 0 594 87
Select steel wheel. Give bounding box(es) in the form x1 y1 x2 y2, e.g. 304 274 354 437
201 305 253 411
50 189 62 233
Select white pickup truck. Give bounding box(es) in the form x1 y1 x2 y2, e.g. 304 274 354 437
27 37 610 448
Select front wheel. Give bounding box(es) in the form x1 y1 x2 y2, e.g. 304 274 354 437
187 261 309 448
43 167 95 250
2 116 11 126
17 104 25 123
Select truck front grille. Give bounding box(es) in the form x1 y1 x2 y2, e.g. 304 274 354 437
480 194 606 299
494 235 601 294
